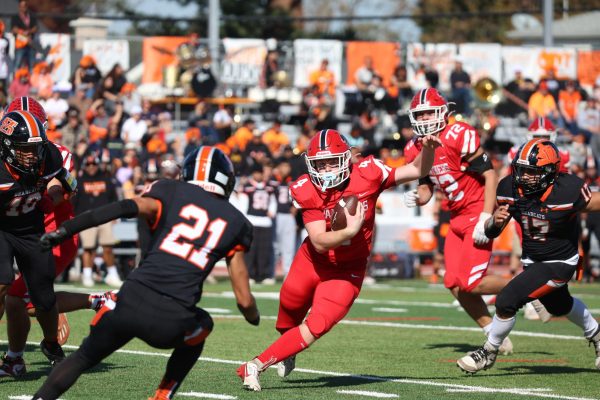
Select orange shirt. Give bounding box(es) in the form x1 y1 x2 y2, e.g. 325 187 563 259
262 129 290 155
309 70 336 97
558 90 582 119
225 126 253 151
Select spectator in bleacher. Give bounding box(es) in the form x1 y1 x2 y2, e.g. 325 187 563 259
346 123 366 150
272 160 297 278
105 63 127 96
87 99 123 147
120 82 140 115
388 65 413 112
121 105 147 146
42 90 69 128
412 63 429 91
227 118 256 152
30 61 52 99
72 55 102 99
355 56 379 94
424 64 440 89
73 154 123 288
11 0 37 71
528 81 560 124
542 68 561 100
499 69 535 117
262 120 290 159
60 109 84 152
244 130 272 173
188 100 209 126
261 50 280 89
580 98 600 156
0 21 9 90
450 59 472 116
8 67 31 99
309 58 336 99
105 120 125 161
559 79 583 135
213 104 234 143
356 106 379 148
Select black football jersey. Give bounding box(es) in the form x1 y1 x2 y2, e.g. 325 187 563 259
242 180 274 217
128 179 253 308
496 173 590 262
274 179 293 214
0 144 65 234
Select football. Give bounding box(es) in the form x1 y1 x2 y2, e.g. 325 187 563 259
330 195 359 231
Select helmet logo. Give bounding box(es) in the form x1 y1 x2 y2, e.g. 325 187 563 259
0 117 18 136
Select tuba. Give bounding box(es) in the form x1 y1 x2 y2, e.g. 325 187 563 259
473 77 502 109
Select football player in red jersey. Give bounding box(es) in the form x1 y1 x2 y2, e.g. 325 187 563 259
237 128 441 391
458 139 600 373
403 88 514 353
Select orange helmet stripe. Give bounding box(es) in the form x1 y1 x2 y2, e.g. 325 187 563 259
14 110 40 138
195 146 214 181
518 139 543 163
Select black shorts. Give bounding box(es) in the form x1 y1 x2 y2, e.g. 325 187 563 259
495 260 576 317
434 210 451 254
79 280 213 364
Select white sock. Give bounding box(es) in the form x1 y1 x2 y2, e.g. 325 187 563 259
7 350 23 359
487 314 516 349
567 297 599 338
106 265 119 277
83 267 93 279
482 323 492 336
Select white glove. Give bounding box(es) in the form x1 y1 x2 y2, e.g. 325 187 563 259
472 212 492 245
403 189 419 208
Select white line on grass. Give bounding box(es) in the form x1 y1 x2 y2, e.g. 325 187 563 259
371 307 408 313
5 341 596 400
177 392 237 399
337 389 399 398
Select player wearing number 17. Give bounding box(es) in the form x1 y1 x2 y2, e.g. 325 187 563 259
403 88 515 353
32 146 260 400
237 128 441 391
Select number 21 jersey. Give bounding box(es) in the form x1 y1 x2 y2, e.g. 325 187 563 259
129 179 253 308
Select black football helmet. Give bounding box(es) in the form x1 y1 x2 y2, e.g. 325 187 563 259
0 110 48 175
181 146 235 198
512 138 560 195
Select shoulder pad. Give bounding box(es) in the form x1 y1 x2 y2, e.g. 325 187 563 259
289 174 317 209
355 155 392 186
442 122 480 157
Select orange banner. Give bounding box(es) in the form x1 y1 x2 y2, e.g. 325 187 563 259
142 36 189 84
577 50 600 87
346 41 400 87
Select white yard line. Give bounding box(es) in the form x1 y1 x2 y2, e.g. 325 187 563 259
337 389 399 398
371 307 408 313
3 341 596 400
177 393 237 399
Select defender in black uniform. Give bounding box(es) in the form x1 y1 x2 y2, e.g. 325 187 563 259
0 111 77 365
458 139 600 373
32 146 259 400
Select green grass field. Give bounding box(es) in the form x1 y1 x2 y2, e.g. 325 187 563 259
1 279 599 400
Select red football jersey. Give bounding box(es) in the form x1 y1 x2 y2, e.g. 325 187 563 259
44 142 75 231
404 122 484 216
291 155 396 264
508 145 569 173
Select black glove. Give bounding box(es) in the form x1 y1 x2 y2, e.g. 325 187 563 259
237 303 260 326
40 227 69 251
247 311 260 326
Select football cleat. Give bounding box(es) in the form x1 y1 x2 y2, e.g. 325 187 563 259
57 313 70 346
498 336 513 356
457 344 498 374
277 355 296 378
237 362 261 391
104 273 123 288
40 339 65 367
0 353 26 377
588 326 600 369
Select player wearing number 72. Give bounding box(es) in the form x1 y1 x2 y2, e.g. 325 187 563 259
403 88 516 354
33 146 260 400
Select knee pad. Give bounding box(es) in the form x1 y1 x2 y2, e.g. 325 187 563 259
543 295 574 316
305 312 331 339
30 288 56 312
494 291 520 316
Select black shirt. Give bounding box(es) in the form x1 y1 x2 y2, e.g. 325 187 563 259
128 179 253 308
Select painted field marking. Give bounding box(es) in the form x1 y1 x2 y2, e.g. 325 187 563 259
337 389 399 398
371 307 408 313
178 392 237 399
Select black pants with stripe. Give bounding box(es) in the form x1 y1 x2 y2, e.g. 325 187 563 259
0 230 56 311
33 280 214 400
495 260 576 317
244 225 274 281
